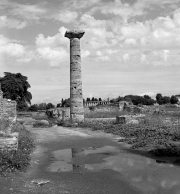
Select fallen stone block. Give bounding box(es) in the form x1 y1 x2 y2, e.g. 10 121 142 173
127 119 139 125
116 116 126 124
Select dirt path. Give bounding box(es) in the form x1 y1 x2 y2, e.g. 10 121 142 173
1 124 180 194
0 125 142 194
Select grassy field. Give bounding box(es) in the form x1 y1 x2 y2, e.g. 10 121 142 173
85 110 131 118
80 109 180 157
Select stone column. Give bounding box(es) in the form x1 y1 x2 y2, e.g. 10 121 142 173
65 30 85 123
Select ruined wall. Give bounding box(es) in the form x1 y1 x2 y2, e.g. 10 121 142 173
0 85 17 118
0 85 18 151
3 99 17 117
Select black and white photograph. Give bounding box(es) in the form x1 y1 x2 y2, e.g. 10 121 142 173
0 0 180 193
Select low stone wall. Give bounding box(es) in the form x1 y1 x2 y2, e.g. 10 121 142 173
0 132 18 151
0 84 18 151
85 104 119 113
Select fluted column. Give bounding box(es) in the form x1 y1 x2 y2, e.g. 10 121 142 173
65 30 85 123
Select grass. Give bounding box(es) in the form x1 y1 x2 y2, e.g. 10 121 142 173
0 122 35 175
79 113 180 156
85 110 131 118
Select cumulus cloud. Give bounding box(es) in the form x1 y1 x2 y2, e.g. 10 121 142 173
0 15 27 29
36 27 69 66
52 10 78 23
82 50 90 58
0 35 35 62
36 27 68 47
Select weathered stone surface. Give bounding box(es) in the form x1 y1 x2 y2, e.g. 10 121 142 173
62 109 70 122
127 119 139 125
116 116 126 124
0 135 18 151
65 30 85 123
65 30 85 39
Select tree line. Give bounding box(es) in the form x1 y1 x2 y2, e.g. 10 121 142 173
0 72 179 112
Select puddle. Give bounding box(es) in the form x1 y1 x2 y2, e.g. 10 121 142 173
47 146 180 194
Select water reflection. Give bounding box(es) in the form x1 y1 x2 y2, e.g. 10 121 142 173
47 146 180 194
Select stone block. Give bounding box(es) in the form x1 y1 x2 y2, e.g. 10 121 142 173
62 109 70 122
0 135 18 151
128 119 139 125
116 116 126 124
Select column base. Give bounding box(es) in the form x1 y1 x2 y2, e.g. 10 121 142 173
70 114 84 123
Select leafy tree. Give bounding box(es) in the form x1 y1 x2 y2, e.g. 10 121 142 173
170 95 178 104
0 72 32 111
156 93 162 102
86 98 90 101
61 98 64 106
99 98 102 101
144 95 151 100
62 98 70 107
163 96 170 104
29 104 38 112
91 97 95 101
57 103 61 107
117 96 124 102
46 103 55 109
38 103 47 110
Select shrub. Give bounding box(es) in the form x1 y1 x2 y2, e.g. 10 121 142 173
0 122 35 174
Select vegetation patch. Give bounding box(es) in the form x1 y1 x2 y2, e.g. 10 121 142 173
79 113 180 156
0 122 35 175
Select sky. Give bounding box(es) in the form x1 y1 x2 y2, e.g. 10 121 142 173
0 0 180 104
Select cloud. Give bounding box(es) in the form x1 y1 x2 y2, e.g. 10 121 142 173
52 10 78 23
139 92 156 97
82 50 90 58
0 35 35 62
64 0 102 9
0 15 27 29
7 3 47 21
36 27 69 66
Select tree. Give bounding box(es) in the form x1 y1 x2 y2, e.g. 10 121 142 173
0 72 32 111
86 98 90 101
117 96 124 102
62 98 70 107
91 97 95 101
61 98 64 106
57 103 61 107
29 104 38 112
38 103 47 110
46 103 55 109
170 95 178 104
144 95 151 100
163 96 170 104
99 98 102 101
156 93 162 104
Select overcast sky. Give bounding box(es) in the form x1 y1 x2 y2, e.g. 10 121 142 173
0 0 180 104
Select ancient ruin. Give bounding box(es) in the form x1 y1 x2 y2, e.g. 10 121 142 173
0 84 18 151
0 83 17 118
65 30 85 123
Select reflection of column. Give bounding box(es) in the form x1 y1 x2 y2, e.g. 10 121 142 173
65 30 85 123
72 148 85 170
0 83 4 116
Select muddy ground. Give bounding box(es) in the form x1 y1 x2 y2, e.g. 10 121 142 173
1 118 180 194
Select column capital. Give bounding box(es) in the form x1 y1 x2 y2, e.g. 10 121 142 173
65 30 85 39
